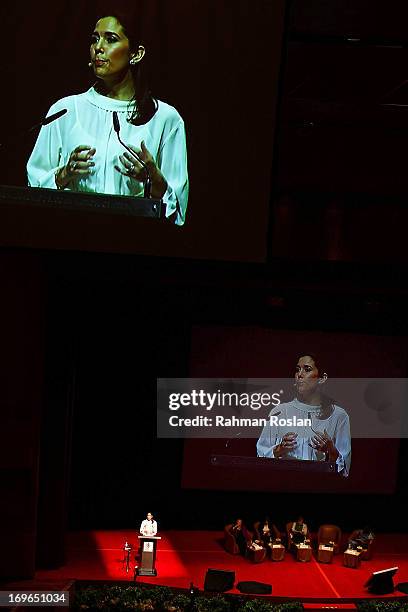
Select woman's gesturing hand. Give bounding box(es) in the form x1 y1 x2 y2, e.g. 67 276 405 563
274 432 298 458
55 145 95 189
116 141 168 198
116 141 152 181
309 427 339 461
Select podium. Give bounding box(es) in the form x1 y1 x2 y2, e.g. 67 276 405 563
137 536 161 576
210 455 336 473
0 185 164 217
0 185 166 254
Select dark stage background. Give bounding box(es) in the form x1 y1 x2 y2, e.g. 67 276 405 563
2 0 408 581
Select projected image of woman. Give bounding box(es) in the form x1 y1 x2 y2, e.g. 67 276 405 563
256 354 351 476
27 12 188 225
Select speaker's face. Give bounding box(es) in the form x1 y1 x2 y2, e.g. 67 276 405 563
90 17 133 81
295 356 320 398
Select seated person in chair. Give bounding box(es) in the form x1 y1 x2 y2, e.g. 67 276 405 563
289 516 309 546
258 517 282 545
231 518 252 555
348 526 374 551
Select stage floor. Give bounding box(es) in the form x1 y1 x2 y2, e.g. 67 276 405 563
31 530 408 604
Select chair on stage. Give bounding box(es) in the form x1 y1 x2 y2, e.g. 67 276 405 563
286 521 294 549
252 521 261 542
287 520 312 561
253 520 282 544
360 540 374 560
348 528 375 560
224 524 240 554
286 521 310 550
250 520 283 561
317 524 342 554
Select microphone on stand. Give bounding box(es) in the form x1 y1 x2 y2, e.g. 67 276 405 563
112 111 152 198
28 108 68 131
0 109 68 148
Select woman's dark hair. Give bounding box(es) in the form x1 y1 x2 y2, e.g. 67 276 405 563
298 353 325 376
296 353 334 417
93 11 158 125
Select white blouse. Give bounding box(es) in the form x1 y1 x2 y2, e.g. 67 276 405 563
140 519 158 537
256 398 351 476
27 87 189 225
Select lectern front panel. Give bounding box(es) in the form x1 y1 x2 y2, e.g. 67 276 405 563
142 540 154 571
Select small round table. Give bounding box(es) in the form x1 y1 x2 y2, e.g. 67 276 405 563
296 544 312 562
269 543 285 561
318 544 334 564
343 549 361 568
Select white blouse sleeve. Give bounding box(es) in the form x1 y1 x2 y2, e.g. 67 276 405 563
256 420 272 457
157 118 189 226
256 415 281 458
27 105 66 189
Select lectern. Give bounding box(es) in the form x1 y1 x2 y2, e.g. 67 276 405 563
137 536 161 576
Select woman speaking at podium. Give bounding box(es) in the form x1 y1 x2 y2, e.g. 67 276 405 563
27 11 188 225
140 512 157 537
256 354 351 476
